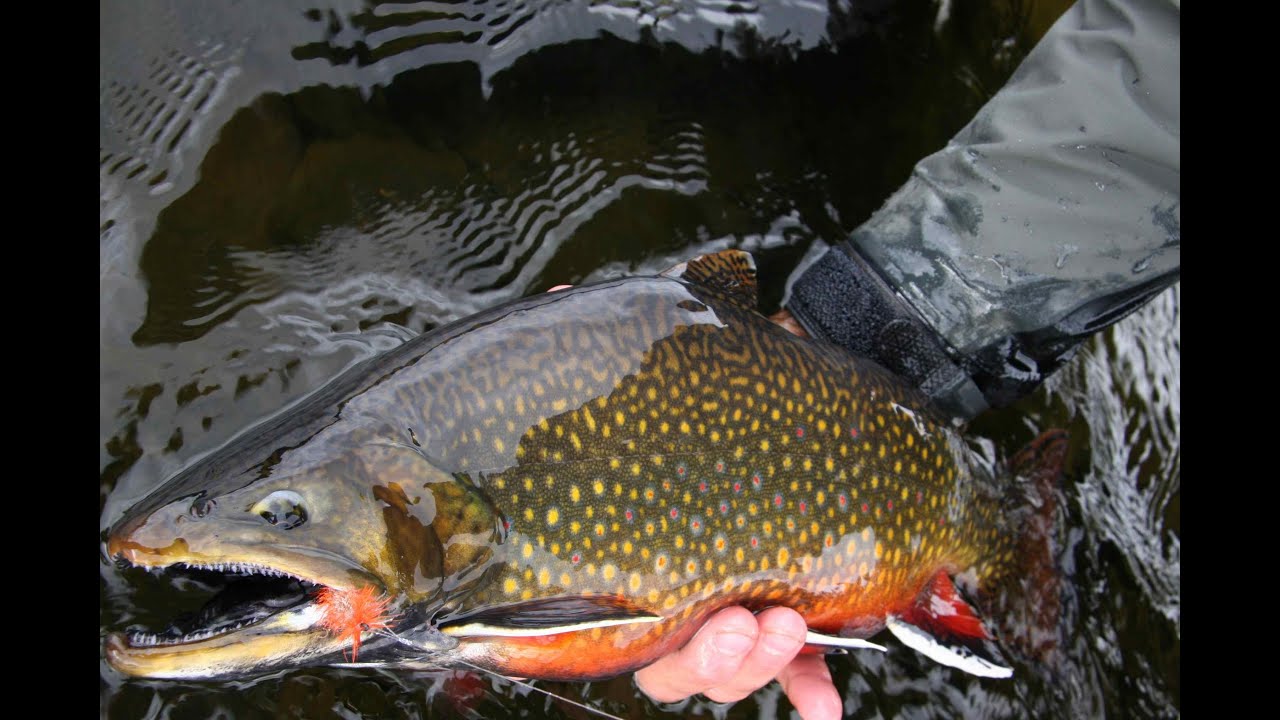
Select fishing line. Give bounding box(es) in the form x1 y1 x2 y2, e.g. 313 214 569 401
373 628 624 720
454 658 624 720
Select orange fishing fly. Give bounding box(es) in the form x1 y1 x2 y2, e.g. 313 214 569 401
315 586 393 662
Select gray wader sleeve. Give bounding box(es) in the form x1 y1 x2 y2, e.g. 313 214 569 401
784 0 1180 420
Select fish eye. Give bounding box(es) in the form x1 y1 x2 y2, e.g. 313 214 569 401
251 490 308 530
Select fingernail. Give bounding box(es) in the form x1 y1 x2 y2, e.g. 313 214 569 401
712 630 756 657
761 629 803 657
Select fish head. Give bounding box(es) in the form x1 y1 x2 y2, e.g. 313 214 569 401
105 426 499 678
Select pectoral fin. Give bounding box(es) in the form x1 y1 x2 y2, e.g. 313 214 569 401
440 596 662 638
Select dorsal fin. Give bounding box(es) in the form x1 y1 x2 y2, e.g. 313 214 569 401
888 571 1013 678
661 249 758 309
439 595 661 638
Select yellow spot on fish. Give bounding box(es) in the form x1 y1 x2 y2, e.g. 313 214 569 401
570 486 581 503
523 508 534 522
547 508 560 526
777 548 790 567
593 480 605 495
503 578 518 594
630 573 643 591
760 439 770 452
522 543 533 559
631 462 642 476
603 564 617 581
538 568 550 586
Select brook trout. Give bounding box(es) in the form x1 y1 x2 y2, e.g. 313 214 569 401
104 250 1062 682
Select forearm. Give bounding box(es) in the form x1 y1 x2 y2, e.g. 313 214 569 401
785 0 1179 417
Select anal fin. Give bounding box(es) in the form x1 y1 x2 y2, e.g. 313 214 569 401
891 571 1013 678
886 616 1012 679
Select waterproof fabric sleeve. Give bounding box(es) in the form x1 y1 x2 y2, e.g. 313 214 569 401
785 0 1180 419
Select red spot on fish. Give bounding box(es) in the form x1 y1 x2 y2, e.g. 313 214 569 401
774 494 784 508
662 480 671 491
624 509 634 521
316 586 393 663
677 465 687 477
796 427 805 438
733 481 743 494
670 508 679 519
720 502 729 514
838 494 848 508
715 461 726 473
861 503 869 513
502 519 510 531
799 501 808 514
750 537 759 548
699 481 708 493
571 553 581 564
917 491 923 503
939 517 946 526
850 428 859 438
751 473 762 489
887 500 894 511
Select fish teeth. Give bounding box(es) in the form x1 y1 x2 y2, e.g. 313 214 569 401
167 560 303 582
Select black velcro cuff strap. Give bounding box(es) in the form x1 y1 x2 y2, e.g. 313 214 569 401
786 244 987 419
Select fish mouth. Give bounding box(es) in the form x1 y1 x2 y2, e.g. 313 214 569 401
106 551 388 679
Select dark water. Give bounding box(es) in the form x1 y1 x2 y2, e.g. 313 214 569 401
100 1 1178 717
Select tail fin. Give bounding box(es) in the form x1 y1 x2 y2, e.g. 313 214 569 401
988 429 1069 667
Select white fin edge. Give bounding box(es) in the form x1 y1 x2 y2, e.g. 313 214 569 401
442 615 662 638
804 630 886 652
885 616 1013 679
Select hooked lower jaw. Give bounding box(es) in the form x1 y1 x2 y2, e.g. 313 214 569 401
106 553 388 679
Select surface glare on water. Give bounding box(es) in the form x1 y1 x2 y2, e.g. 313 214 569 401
101 1 1177 717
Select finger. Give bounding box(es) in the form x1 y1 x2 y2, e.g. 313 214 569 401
634 607 760 703
778 654 842 720
767 308 809 338
701 606 807 703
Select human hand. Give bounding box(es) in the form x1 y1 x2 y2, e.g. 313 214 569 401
634 606 842 720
